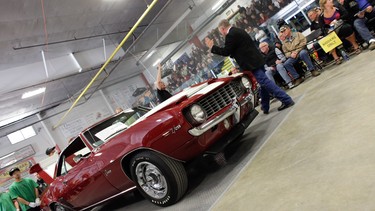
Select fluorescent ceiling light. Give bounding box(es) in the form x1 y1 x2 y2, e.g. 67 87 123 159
22 87 46 99
70 53 83 72
140 7 193 63
0 152 15 160
153 59 161 67
212 0 225 11
145 49 157 61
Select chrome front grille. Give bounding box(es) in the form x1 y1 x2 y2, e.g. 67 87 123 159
198 80 244 118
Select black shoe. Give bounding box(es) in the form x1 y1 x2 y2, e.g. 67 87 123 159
278 101 295 111
311 70 320 77
261 106 269 115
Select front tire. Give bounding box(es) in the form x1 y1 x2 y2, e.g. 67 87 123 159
130 151 188 207
52 204 67 211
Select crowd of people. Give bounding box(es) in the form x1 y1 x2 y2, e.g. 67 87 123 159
156 0 375 107
302 0 375 66
161 0 293 96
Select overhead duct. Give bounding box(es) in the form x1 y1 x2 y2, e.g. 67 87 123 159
137 5 194 64
161 0 235 64
53 0 161 128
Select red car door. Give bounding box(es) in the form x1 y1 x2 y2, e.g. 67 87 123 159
57 138 120 209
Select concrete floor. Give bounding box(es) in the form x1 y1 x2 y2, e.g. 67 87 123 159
96 97 295 211
212 50 375 211
96 50 375 211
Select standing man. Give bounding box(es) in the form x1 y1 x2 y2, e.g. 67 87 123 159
35 173 48 195
0 188 20 211
205 19 295 114
9 167 40 211
45 146 56 157
155 63 172 103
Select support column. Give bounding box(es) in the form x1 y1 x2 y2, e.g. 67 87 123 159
36 114 56 148
99 89 115 114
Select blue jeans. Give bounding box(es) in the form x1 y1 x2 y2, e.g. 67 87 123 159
354 10 375 42
265 64 293 84
284 49 315 77
251 67 294 112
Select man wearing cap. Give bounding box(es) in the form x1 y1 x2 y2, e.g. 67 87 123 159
280 25 321 77
45 146 56 157
0 187 20 211
205 19 295 114
9 167 41 211
259 41 301 89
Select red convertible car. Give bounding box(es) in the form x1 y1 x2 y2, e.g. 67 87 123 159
40 73 259 210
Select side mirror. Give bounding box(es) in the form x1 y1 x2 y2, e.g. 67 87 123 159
73 154 83 164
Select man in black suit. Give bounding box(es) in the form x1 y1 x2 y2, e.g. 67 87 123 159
205 19 294 114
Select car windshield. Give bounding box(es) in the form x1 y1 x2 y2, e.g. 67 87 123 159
83 107 149 147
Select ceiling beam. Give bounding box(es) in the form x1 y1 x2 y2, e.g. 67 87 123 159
53 0 160 129
12 25 148 51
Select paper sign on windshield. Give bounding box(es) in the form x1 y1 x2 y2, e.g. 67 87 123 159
95 122 127 141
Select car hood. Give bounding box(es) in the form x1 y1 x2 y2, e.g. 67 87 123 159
123 73 243 131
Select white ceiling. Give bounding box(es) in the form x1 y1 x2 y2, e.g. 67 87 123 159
0 0 222 128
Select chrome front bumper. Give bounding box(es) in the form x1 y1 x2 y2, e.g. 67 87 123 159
188 93 254 136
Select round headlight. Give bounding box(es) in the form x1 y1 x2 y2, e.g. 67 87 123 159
241 77 251 89
190 104 207 123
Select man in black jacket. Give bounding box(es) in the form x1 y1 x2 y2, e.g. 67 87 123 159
205 19 294 114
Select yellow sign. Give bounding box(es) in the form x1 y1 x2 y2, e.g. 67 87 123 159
0 158 35 185
318 32 343 53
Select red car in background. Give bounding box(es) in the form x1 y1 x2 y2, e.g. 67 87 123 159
40 73 259 211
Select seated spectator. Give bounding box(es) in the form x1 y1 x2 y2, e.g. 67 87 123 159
308 7 323 31
254 28 270 44
278 0 290 8
253 1 268 13
280 25 321 77
259 42 301 89
258 12 269 25
267 4 278 17
249 14 261 26
274 40 284 53
340 0 375 50
308 8 331 63
319 0 361 63
245 26 257 41
238 5 247 15
155 63 172 103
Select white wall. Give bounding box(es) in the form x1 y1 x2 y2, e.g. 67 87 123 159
102 75 149 110
0 122 53 163
42 92 113 149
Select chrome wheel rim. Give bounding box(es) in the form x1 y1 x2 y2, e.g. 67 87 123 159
55 205 65 211
135 161 168 199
